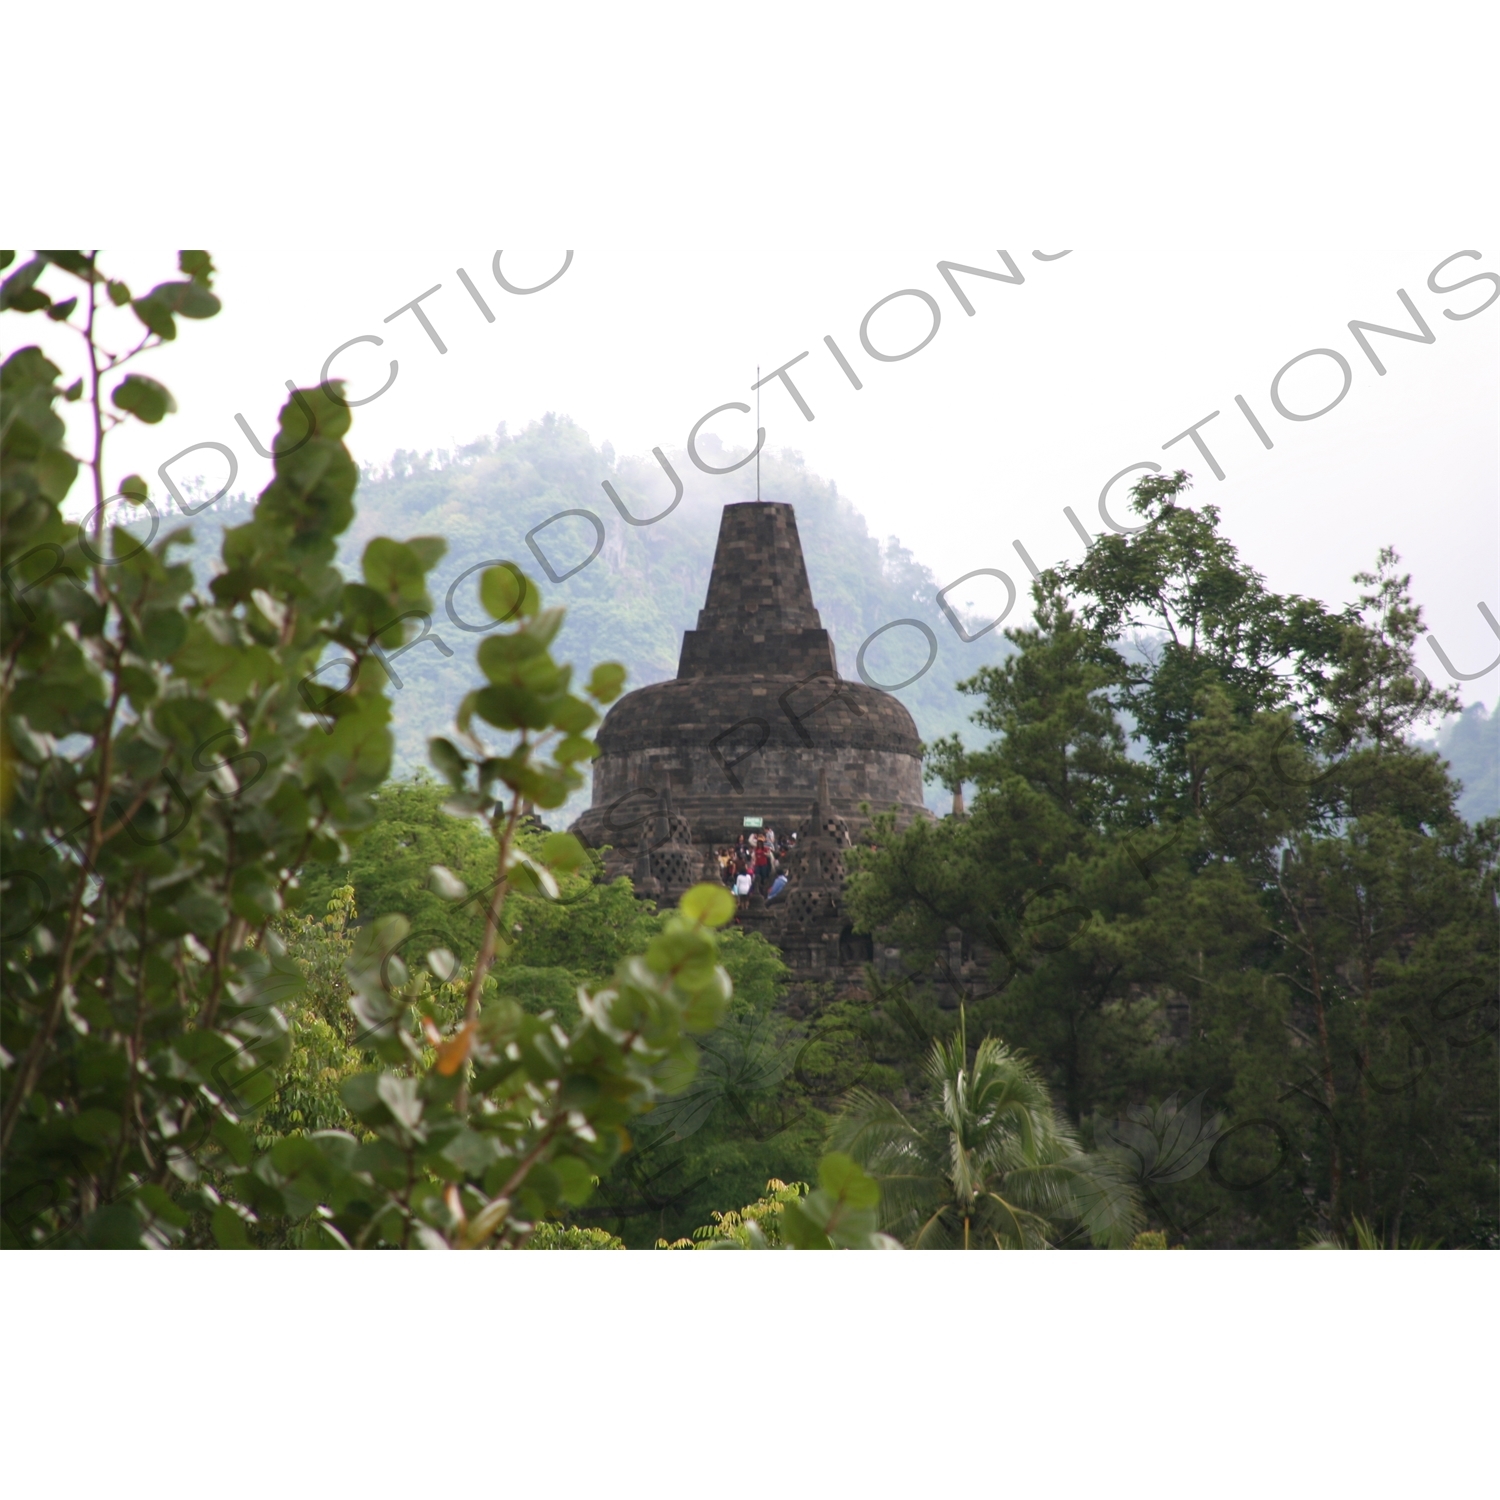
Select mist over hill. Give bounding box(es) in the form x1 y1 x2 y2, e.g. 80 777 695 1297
161 416 1497 828
1420 701 1499 824
169 416 1017 823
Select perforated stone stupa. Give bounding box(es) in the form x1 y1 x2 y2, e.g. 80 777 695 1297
571 500 929 979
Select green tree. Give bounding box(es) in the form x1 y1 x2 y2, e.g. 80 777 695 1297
1 251 454 1247
289 774 668 1029
1251 550 1495 1246
293 777 497 958
216 875 741 1249
921 731 970 815
251 884 366 1147
846 576 1162 1124
1063 469 1341 811
0 252 748 1252
843 470 1496 1248
661 1154 900 1249
213 543 748 1249
581 925 836 1248
526 1222 626 1249
183 743 812 1249
828 1017 1141 1248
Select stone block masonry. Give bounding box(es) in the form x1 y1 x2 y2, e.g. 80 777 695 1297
571 500 930 980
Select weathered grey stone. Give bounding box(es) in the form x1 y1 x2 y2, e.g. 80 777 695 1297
571 500 929 980
573 501 927 853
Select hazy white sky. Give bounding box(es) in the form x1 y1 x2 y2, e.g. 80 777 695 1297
25 245 1498 703
9 4 1498 703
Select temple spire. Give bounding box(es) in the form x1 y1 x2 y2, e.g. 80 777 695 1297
676 502 838 679
694 502 821 633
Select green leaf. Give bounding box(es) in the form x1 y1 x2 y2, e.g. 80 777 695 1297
779 1198 834 1250
524 766 582 809
428 864 468 900
442 1128 502 1175
428 736 469 790
476 633 548 683
107 279 132 306
506 849 559 900
271 1134 334 1178
40 250 93 275
818 1152 880 1210
554 734 600 764
171 891 230 937
349 913 411 977
307 1131 360 1171
213 1116 254 1166
119 664 159 707
73 1107 122 1146
679 968 732 1032
405 535 448 570
479 564 541 622
231 865 281 921
211 1204 252 1248
178 250 215 285
550 696 598 733
112 373 176 424
46 297 78 322
540 831 587 871
472 683 554 732
552 1154 596 1205
341 1072 391 1126
79 1202 146 1249
131 293 175 340
362 536 427 598
585 662 627 703
679 883 736 928
524 607 566 651
376 1073 425 1130
138 606 187 660
1 257 48 312
170 623 275 700
134 1183 190 1229
132 279 221 340
7 287 51 313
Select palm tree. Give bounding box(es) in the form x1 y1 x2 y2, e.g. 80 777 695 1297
1302 1216 1439 1249
827 1016 1141 1249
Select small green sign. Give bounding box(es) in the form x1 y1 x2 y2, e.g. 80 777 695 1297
742 816 764 828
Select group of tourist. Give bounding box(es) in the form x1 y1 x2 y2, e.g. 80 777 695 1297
718 828 795 906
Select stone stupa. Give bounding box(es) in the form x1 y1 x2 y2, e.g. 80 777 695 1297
571 500 928 976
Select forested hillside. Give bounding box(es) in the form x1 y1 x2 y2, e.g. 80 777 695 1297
1422 702 1499 824
157 421 1498 827
165 416 1015 823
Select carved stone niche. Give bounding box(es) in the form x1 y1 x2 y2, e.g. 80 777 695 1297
630 785 701 905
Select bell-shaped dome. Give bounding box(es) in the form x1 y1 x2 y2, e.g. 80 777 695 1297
630 786 701 903
782 768 852 928
573 501 928 858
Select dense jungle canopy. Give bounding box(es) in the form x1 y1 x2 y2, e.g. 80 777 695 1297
2 250 1494 1251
